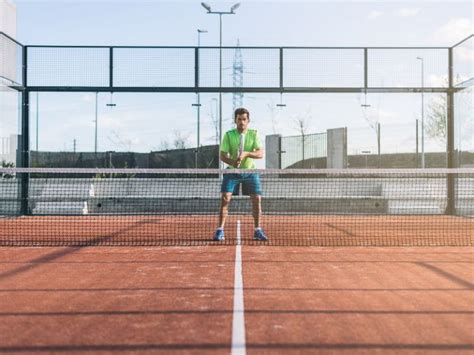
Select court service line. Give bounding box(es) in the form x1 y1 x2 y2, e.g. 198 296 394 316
231 220 246 355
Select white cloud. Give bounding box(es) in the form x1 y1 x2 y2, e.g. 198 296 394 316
454 45 474 63
396 8 420 17
373 109 398 125
81 94 95 103
427 74 448 87
368 10 382 20
433 18 474 45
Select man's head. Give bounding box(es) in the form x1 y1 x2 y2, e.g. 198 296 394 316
234 107 250 133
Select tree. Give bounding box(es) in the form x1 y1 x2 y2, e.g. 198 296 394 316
157 140 170 151
425 76 473 148
172 130 188 149
1 160 14 178
155 130 189 151
208 99 219 145
426 94 447 145
107 130 134 151
266 99 278 134
292 110 312 168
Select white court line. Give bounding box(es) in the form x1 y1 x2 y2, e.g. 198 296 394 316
231 220 246 355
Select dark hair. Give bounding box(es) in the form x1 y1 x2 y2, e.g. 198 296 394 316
234 107 250 120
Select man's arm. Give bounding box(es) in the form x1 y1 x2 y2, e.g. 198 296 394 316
239 148 264 160
220 151 239 168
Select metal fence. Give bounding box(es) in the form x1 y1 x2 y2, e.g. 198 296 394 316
0 32 472 170
280 132 327 168
453 36 474 167
1 32 470 92
6 40 458 93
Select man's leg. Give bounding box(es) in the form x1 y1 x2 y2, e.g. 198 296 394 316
250 194 261 228
219 192 233 229
214 174 238 241
250 194 267 241
244 173 267 241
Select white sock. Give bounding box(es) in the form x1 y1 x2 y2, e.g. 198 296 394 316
217 227 224 231
255 227 261 231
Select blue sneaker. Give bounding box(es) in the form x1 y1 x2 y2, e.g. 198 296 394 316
213 229 225 241
253 228 268 241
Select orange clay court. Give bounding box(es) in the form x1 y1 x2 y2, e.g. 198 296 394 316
0 214 473 246
0 245 472 353
0 212 473 354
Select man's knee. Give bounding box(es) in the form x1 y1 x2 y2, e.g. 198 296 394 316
221 193 232 205
251 194 261 204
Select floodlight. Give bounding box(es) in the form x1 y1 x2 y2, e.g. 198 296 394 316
201 3 212 12
231 3 241 12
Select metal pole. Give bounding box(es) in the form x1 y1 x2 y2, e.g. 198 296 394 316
94 92 98 154
35 92 39 152
377 122 381 168
197 50 200 168
301 134 305 168
421 59 425 168
21 90 30 214
417 57 425 168
446 47 455 214
219 13 223 169
202 3 240 168
278 135 282 169
196 96 200 168
20 46 30 215
196 29 207 169
415 119 419 167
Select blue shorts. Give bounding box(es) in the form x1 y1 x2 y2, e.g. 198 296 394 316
221 173 262 196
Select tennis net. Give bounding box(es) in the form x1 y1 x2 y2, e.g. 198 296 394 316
0 168 473 246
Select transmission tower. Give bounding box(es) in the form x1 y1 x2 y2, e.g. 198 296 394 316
232 39 244 111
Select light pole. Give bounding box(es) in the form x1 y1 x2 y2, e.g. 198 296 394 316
211 97 219 146
35 92 39 152
201 2 240 168
416 56 425 168
194 29 208 168
94 92 98 154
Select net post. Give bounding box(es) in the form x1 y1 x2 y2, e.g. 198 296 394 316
446 47 455 215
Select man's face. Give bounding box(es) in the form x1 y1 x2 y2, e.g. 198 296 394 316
235 113 249 132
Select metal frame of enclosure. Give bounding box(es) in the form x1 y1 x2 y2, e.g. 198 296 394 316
0 32 473 215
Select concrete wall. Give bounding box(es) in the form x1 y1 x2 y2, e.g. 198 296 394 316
29 145 220 168
265 134 281 169
3 176 472 216
327 127 347 169
286 152 474 169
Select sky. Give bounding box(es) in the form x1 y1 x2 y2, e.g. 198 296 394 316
0 0 473 167
11 0 474 47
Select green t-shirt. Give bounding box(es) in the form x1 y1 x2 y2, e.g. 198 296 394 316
220 128 262 169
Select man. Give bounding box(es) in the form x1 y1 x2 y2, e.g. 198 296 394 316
213 107 268 242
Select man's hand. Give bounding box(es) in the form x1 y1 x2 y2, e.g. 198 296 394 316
232 159 241 168
236 152 248 168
